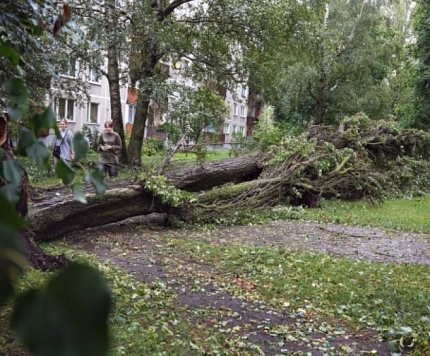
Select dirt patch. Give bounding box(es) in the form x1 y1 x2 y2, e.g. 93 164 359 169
61 217 427 355
195 220 430 265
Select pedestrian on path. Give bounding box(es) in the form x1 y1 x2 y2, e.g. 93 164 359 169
97 120 122 178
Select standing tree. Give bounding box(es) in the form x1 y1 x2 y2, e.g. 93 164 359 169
253 0 415 127
125 0 299 165
163 86 229 144
412 0 430 129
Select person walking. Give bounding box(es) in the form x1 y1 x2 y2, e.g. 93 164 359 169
53 117 74 166
97 120 122 178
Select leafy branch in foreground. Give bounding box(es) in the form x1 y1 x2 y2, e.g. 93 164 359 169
0 2 112 355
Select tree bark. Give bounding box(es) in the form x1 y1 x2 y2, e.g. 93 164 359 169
165 151 265 191
128 92 150 166
31 186 174 242
127 42 159 166
106 0 127 164
29 152 266 240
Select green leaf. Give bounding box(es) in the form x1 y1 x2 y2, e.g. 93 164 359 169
7 106 26 121
3 78 28 121
26 142 51 168
0 224 25 307
32 107 57 136
1 158 25 185
72 132 89 162
3 78 29 105
86 169 106 196
11 263 112 356
0 159 24 203
55 160 76 185
73 183 87 204
0 183 20 205
0 41 20 65
17 128 36 157
0 193 25 229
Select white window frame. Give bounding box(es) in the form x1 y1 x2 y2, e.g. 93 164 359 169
241 86 246 97
88 102 99 124
61 58 76 78
224 124 230 134
239 126 245 136
233 125 237 133
233 103 238 116
240 105 246 118
89 68 101 84
186 2 193 16
55 98 75 122
127 104 136 123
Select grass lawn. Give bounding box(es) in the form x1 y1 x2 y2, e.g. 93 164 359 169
12 207 429 355
26 148 234 186
6 153 430 355
296 197 430 233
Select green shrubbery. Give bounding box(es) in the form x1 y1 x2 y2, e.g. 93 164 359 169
141 137 166 156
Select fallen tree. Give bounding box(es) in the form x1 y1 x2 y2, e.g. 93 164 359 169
26 117 430 266
30 152 266 240
21 118 430 270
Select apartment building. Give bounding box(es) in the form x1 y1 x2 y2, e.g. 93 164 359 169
220 85 248 146
40 57 128 145
125 59 250 146
42 1 257 146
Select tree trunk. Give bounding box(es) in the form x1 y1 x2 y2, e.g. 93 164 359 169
166 151 265 191
107 44 127 164
31 186 174 242
29 152 266 240
128 46 159 166
128 93 150 166
106 0 127 164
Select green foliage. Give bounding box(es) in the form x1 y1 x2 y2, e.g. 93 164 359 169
256 0 415 127
253 106 283 150
142 137 165 156
142 174 197 208
157 123 182 145
165 86 228 144
0 5 111 355
12 263 111 356
229 132 252 158
412 0 430 129
148 175 196 207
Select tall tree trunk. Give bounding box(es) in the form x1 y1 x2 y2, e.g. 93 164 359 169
314 3 329 126
314 79 326 125
106 0 127 164
128 50 158 166
107 45 127 164
127 92 150 166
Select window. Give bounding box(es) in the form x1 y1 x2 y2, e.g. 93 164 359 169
89 68 101 83
233 103 238 116
185 3 193 16
55 98 75 121
62 58 76 77
127 104 136 123
241 86 246 97
239 126 245 136
224 124 230 134
240 106 246 117
88 103 99 123
233 125 237 133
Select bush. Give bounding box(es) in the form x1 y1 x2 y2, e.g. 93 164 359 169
142 137 166 156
